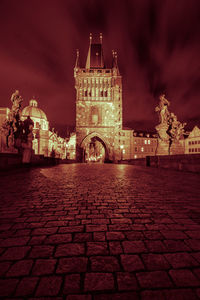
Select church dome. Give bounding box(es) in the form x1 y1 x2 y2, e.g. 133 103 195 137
22 99 47 121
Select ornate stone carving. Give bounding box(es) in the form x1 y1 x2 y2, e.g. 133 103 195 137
155 94 186 155
1 91 34 162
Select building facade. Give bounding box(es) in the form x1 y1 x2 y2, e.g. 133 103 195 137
75 34 123 162
132 132 158 159
185 126 200 154
21 99 67 159
21 99 50 156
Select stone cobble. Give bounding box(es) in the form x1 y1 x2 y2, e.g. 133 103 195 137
0 164 200 299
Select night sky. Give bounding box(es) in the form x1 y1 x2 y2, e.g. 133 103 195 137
0 0 200 136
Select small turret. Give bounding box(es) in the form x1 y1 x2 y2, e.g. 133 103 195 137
112 50 120 75
75 49 80 69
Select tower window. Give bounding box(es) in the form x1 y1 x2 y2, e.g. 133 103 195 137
92 115 98 124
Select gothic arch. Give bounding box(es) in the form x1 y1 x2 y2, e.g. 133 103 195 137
80 132 110 162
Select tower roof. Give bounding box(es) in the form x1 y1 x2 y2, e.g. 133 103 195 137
85 33 105 69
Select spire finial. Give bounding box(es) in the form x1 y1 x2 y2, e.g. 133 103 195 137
100 33 103 44
89 33 92 44
76 49 79 57
75 49 80 68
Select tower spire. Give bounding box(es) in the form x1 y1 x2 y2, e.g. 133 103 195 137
89 33 92 44
75 49 80 69
100 33 103 44
86 33 105 69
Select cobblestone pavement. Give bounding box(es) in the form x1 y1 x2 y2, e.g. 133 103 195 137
0 164 200 299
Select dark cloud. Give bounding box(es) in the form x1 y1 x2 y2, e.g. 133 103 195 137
0 0 200 135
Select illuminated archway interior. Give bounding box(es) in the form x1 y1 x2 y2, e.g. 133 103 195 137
84 136 106 163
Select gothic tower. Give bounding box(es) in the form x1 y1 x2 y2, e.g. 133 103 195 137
74 33 123 162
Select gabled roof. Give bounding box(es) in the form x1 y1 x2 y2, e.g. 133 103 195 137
188 126 200 138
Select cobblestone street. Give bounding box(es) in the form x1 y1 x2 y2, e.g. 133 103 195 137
0 164 200 299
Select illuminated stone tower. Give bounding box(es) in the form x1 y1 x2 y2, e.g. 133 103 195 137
74 33 123 162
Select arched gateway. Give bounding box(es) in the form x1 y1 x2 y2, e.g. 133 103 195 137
74 33 123 162
80 133 109 163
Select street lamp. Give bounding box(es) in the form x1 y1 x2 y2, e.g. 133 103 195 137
120 145 124 160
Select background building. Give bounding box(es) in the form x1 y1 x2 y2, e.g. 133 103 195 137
131 132 158 159
66 132 76 160
21 99 67 159
185 126 200 154
22 99 49 156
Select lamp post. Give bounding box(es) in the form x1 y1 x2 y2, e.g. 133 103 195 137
120 145 124 160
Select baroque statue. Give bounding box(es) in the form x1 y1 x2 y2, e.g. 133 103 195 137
155 94 186 155
155 94 170 124
1 91 34 163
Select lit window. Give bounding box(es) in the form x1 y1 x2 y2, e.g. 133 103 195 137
148 140 151 144
134 155 137 159
144 140 147 144
141 147 144 152
92 115 98 124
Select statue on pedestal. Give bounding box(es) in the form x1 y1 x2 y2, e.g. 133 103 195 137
1 91 34 163
155 94 186 155
1 90 23 150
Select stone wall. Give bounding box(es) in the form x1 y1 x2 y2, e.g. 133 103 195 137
118 158 146 166
0 153 60 171
147 154 200 173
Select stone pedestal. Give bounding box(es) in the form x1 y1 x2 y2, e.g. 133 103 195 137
0 133 18 154
170 140 185 155
156 139 170 155
155 123 170 155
